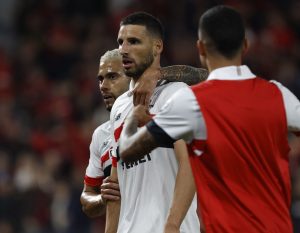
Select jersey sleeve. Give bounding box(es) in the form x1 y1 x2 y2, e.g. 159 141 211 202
147 86 205 145
84 130 104 186
110 104 119 168
271 81 300 136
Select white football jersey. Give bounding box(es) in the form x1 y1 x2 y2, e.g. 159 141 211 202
85 120 112 186
110 82 200 233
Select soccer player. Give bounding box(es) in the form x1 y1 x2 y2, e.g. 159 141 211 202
119 5 300 233
80 49 129 217
80 49 207 219
105 12 206 233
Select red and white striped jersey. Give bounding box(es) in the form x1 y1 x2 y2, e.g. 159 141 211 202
110 81 200 233
148 65 300 233
84 120 112 187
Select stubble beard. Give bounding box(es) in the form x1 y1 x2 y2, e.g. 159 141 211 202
125 54 154 80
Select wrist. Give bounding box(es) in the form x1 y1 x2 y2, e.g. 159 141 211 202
165 213 181 228
124 115 139 127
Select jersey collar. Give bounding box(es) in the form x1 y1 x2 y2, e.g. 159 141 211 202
207 65 256 81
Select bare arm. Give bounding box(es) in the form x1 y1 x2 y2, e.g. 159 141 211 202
80 184 106 217
161 65 208 85
119 105 159 162
105 166 121 233
164 140 196 233
80 177 120 218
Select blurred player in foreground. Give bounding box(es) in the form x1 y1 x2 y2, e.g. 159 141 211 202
119 5 300 233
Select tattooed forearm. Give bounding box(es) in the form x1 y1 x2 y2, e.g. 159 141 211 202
160 65 208 85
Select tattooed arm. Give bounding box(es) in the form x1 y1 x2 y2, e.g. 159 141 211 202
132 65 208 106
161 65 208 85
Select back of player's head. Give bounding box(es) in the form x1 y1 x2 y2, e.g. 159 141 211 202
100 49 121 64
199 5 245 59
120 12 164 40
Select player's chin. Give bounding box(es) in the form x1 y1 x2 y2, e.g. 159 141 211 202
104 101 114 111
124 67 136 77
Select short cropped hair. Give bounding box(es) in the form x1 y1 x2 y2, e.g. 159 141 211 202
100 49 121 63
120 12 164 40
199 5 245 58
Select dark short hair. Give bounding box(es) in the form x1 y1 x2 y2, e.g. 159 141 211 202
120 12 164 40
199 5 245 58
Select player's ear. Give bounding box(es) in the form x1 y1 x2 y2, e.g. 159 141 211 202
153 39 163 56
197 39 206 56
242 38 249 56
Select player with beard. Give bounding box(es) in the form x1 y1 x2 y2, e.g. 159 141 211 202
80 49 129 218
80 49 207 219
105 12 202 233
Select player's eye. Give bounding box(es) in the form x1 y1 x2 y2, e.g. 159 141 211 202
108 73 118 80
97 76 104 82
117 39 123 45
128 38 139 45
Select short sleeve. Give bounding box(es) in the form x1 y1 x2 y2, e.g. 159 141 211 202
84 130 104 186
149 86 206 143
271 81 300 136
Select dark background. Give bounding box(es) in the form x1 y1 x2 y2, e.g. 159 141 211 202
0 0 300 232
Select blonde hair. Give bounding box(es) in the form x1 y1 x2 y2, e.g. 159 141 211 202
100 49 122 63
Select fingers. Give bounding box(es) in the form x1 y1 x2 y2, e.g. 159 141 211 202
134 91 143 106
132 84 151 107
102 193 120 201
144 94 151 107
101 181 119 191
101 188 121 199
139 94 147 106
131 86 137 106
103 175 118 183
101 177 119 190
133 88 147 106
100 176 121 202
132 81 156 106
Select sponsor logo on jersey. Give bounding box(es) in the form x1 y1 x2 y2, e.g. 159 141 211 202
121 153 151 169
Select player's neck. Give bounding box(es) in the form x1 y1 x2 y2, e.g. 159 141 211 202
206 54 242 72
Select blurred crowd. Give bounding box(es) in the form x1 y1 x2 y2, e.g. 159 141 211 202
0 0 300 232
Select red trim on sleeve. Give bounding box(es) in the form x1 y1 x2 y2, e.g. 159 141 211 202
100 150 110 166
84 175 104 187
114 123 124 142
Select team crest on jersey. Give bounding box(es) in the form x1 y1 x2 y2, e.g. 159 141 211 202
115 113 121 121
103 140 109 147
